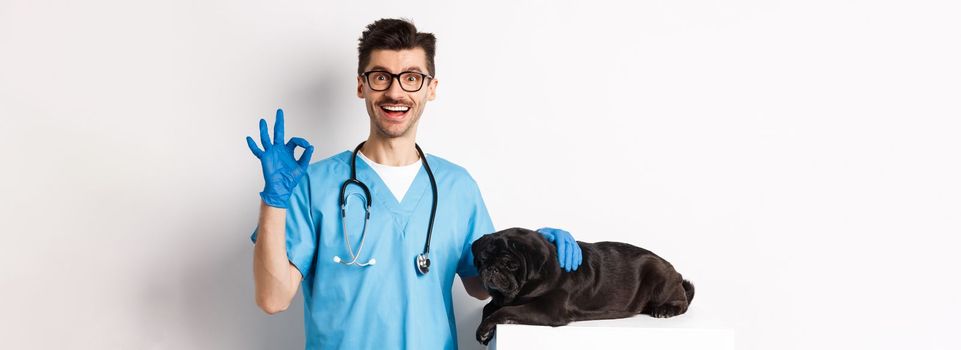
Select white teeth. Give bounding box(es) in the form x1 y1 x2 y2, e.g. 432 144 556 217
382 105 410 112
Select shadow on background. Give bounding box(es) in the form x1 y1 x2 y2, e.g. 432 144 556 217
137 70 349 349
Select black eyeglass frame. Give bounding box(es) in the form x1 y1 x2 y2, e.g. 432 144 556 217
360 70 434 92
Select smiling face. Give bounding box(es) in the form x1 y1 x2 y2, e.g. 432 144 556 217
356 48 438 139
472 228 551 300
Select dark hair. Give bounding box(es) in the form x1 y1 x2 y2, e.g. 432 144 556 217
357 18 436 76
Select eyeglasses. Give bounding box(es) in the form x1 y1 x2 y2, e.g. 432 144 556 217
360 70 433 92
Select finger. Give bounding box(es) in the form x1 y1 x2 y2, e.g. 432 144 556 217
246 136 264 159
298 146 314 168
287 136 310 149
558 240 568 271
273 109 285 145
575 246 584 267
537 228 554 242
287 137 312 166
565 241 575 272
259 118 272 150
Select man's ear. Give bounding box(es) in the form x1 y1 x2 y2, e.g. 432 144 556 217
426 78 438 101
356 76 364 98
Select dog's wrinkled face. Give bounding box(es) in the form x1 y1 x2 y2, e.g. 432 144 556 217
472 228 551 300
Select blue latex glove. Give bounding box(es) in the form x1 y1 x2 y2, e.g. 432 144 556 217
246 108 314 208
536 227 582 272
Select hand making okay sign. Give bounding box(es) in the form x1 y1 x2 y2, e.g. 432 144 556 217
246 108 314 209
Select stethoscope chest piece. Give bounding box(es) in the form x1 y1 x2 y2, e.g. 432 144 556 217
416 253 431 274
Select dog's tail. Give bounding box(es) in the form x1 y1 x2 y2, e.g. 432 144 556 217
681 279 695 304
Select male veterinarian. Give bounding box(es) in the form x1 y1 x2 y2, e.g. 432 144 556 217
246 18 583 349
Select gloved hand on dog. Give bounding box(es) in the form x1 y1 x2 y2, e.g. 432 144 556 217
536 227 583 272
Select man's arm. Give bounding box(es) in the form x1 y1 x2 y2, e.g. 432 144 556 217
461 275 490 300
253 201 303 314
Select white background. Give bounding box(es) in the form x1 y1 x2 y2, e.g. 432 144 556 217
2 0 959 349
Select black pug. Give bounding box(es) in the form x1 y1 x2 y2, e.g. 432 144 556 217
471 227 694 345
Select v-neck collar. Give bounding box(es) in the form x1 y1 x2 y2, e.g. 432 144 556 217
348 150 431 216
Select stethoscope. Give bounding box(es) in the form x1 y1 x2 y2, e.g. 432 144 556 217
332 141 438 275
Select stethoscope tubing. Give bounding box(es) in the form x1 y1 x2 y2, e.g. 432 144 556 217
336 141 438 274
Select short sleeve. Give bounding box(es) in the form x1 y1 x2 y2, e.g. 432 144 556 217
248 174 317 279
456 177 495 278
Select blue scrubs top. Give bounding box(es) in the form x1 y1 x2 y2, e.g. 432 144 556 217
250 150 495 350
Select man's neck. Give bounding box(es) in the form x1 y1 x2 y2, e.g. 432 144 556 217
360 134 420 166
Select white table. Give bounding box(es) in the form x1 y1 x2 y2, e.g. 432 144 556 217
489 314 735 350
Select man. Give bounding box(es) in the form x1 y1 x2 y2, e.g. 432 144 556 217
245 18 583 349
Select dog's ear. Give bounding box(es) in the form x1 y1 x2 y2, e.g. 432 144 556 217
523 231 553 281
471 233 495 269
538 241 553 278
471 234 487 257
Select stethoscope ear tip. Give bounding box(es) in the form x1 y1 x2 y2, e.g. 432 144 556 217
368 258 377 265
333 256 342 263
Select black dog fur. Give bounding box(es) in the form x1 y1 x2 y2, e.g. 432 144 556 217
471 227 694 345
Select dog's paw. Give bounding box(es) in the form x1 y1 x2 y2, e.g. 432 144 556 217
476 318 519 345
651 302 687 318
476 321 496 345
